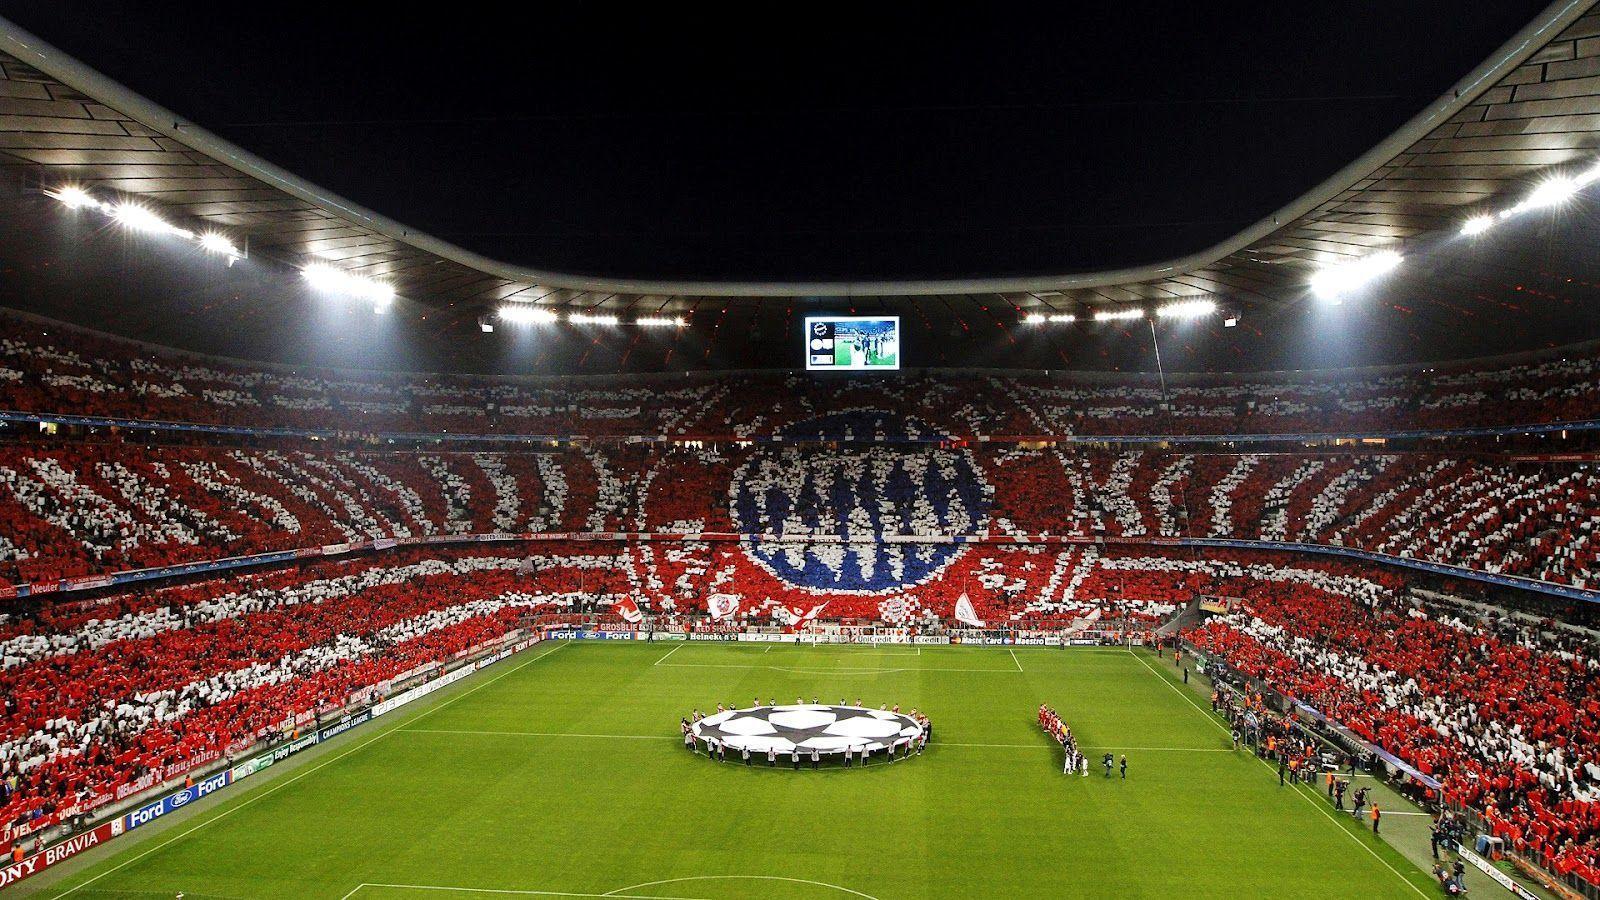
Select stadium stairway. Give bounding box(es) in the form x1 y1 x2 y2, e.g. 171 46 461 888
1154 597 1206 638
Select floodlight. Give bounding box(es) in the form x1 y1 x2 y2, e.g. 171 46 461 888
1155 299 1217 319
1093 307 1144 322
47 186 100 210
199 233 241 257
302 263 395 305
1310 250 1402 300
112 203 193 238
498 305 559 325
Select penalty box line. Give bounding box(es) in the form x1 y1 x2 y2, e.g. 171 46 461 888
654 661 1022 673
652 640 922 665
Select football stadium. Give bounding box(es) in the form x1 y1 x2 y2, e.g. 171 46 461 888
1 4 1600 898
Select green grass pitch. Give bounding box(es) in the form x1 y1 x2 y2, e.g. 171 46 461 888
834 341 895 368
24 641 1440 899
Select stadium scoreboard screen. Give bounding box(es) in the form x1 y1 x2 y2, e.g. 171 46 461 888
805 316 900 371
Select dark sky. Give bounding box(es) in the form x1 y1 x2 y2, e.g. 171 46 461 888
0 2 1556 282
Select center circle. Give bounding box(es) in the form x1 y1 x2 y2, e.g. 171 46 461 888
728 411 991 593
691 705 925 756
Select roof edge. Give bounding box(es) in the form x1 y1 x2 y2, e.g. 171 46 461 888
0 0 1592 297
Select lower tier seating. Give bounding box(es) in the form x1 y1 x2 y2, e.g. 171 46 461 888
1187 585 1600 882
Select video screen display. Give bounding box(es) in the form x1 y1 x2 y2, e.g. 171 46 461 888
804 316 900 371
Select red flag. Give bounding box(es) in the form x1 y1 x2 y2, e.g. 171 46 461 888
780 601 828 632
613 596 644 623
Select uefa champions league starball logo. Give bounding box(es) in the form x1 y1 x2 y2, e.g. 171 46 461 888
729 411 990 593
691 705 924 756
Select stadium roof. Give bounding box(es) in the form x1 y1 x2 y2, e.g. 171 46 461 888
2 3 1600 374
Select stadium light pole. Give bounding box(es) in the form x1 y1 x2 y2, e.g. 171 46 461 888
1145 298 1219 413
1146 317 1170 413
1145 312 1205 617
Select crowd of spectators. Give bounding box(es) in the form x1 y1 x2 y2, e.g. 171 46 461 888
0 443 573 583
1187 585 1600 883
0 545 634 849
0 442 1592 594
0 540 1422 851
2 312 1598 439
2 310 1599 884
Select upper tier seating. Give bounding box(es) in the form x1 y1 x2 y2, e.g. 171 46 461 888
1 313 1596 438
0 443 1593 592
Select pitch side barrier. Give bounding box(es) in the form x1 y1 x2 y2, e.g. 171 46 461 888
5 408 1600 447
4 531 1597 607
1193 646 1561 900
1181 537 1600 604
0 632 546 891
1201 660 1446 792
543 626 1131 647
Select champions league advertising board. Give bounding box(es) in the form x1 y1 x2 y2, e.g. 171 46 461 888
805 316 900 370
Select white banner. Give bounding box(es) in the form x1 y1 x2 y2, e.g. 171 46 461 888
708 593 740 620
954 593 986 627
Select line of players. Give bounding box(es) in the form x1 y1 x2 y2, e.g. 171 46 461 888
1037 704 1127 778
847 330 892 363
679 697 932 768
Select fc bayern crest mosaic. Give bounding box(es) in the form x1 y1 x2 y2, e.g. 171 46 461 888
730 412 990 592
690 705 924 755
624 409 1079 624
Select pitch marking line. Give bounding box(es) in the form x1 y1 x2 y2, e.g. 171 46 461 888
939 742 1228 751
343 884 710 900
652 642 685 665
405 728 678 740
1127 649 1431 900
341 875 880 900
400 727 1227 754
605 874 881 899
752 646 923 658
1008 648 1024 672
48 641 572 900
655 661 1020 674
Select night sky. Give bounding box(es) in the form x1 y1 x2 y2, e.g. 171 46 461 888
0 2 1555 282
